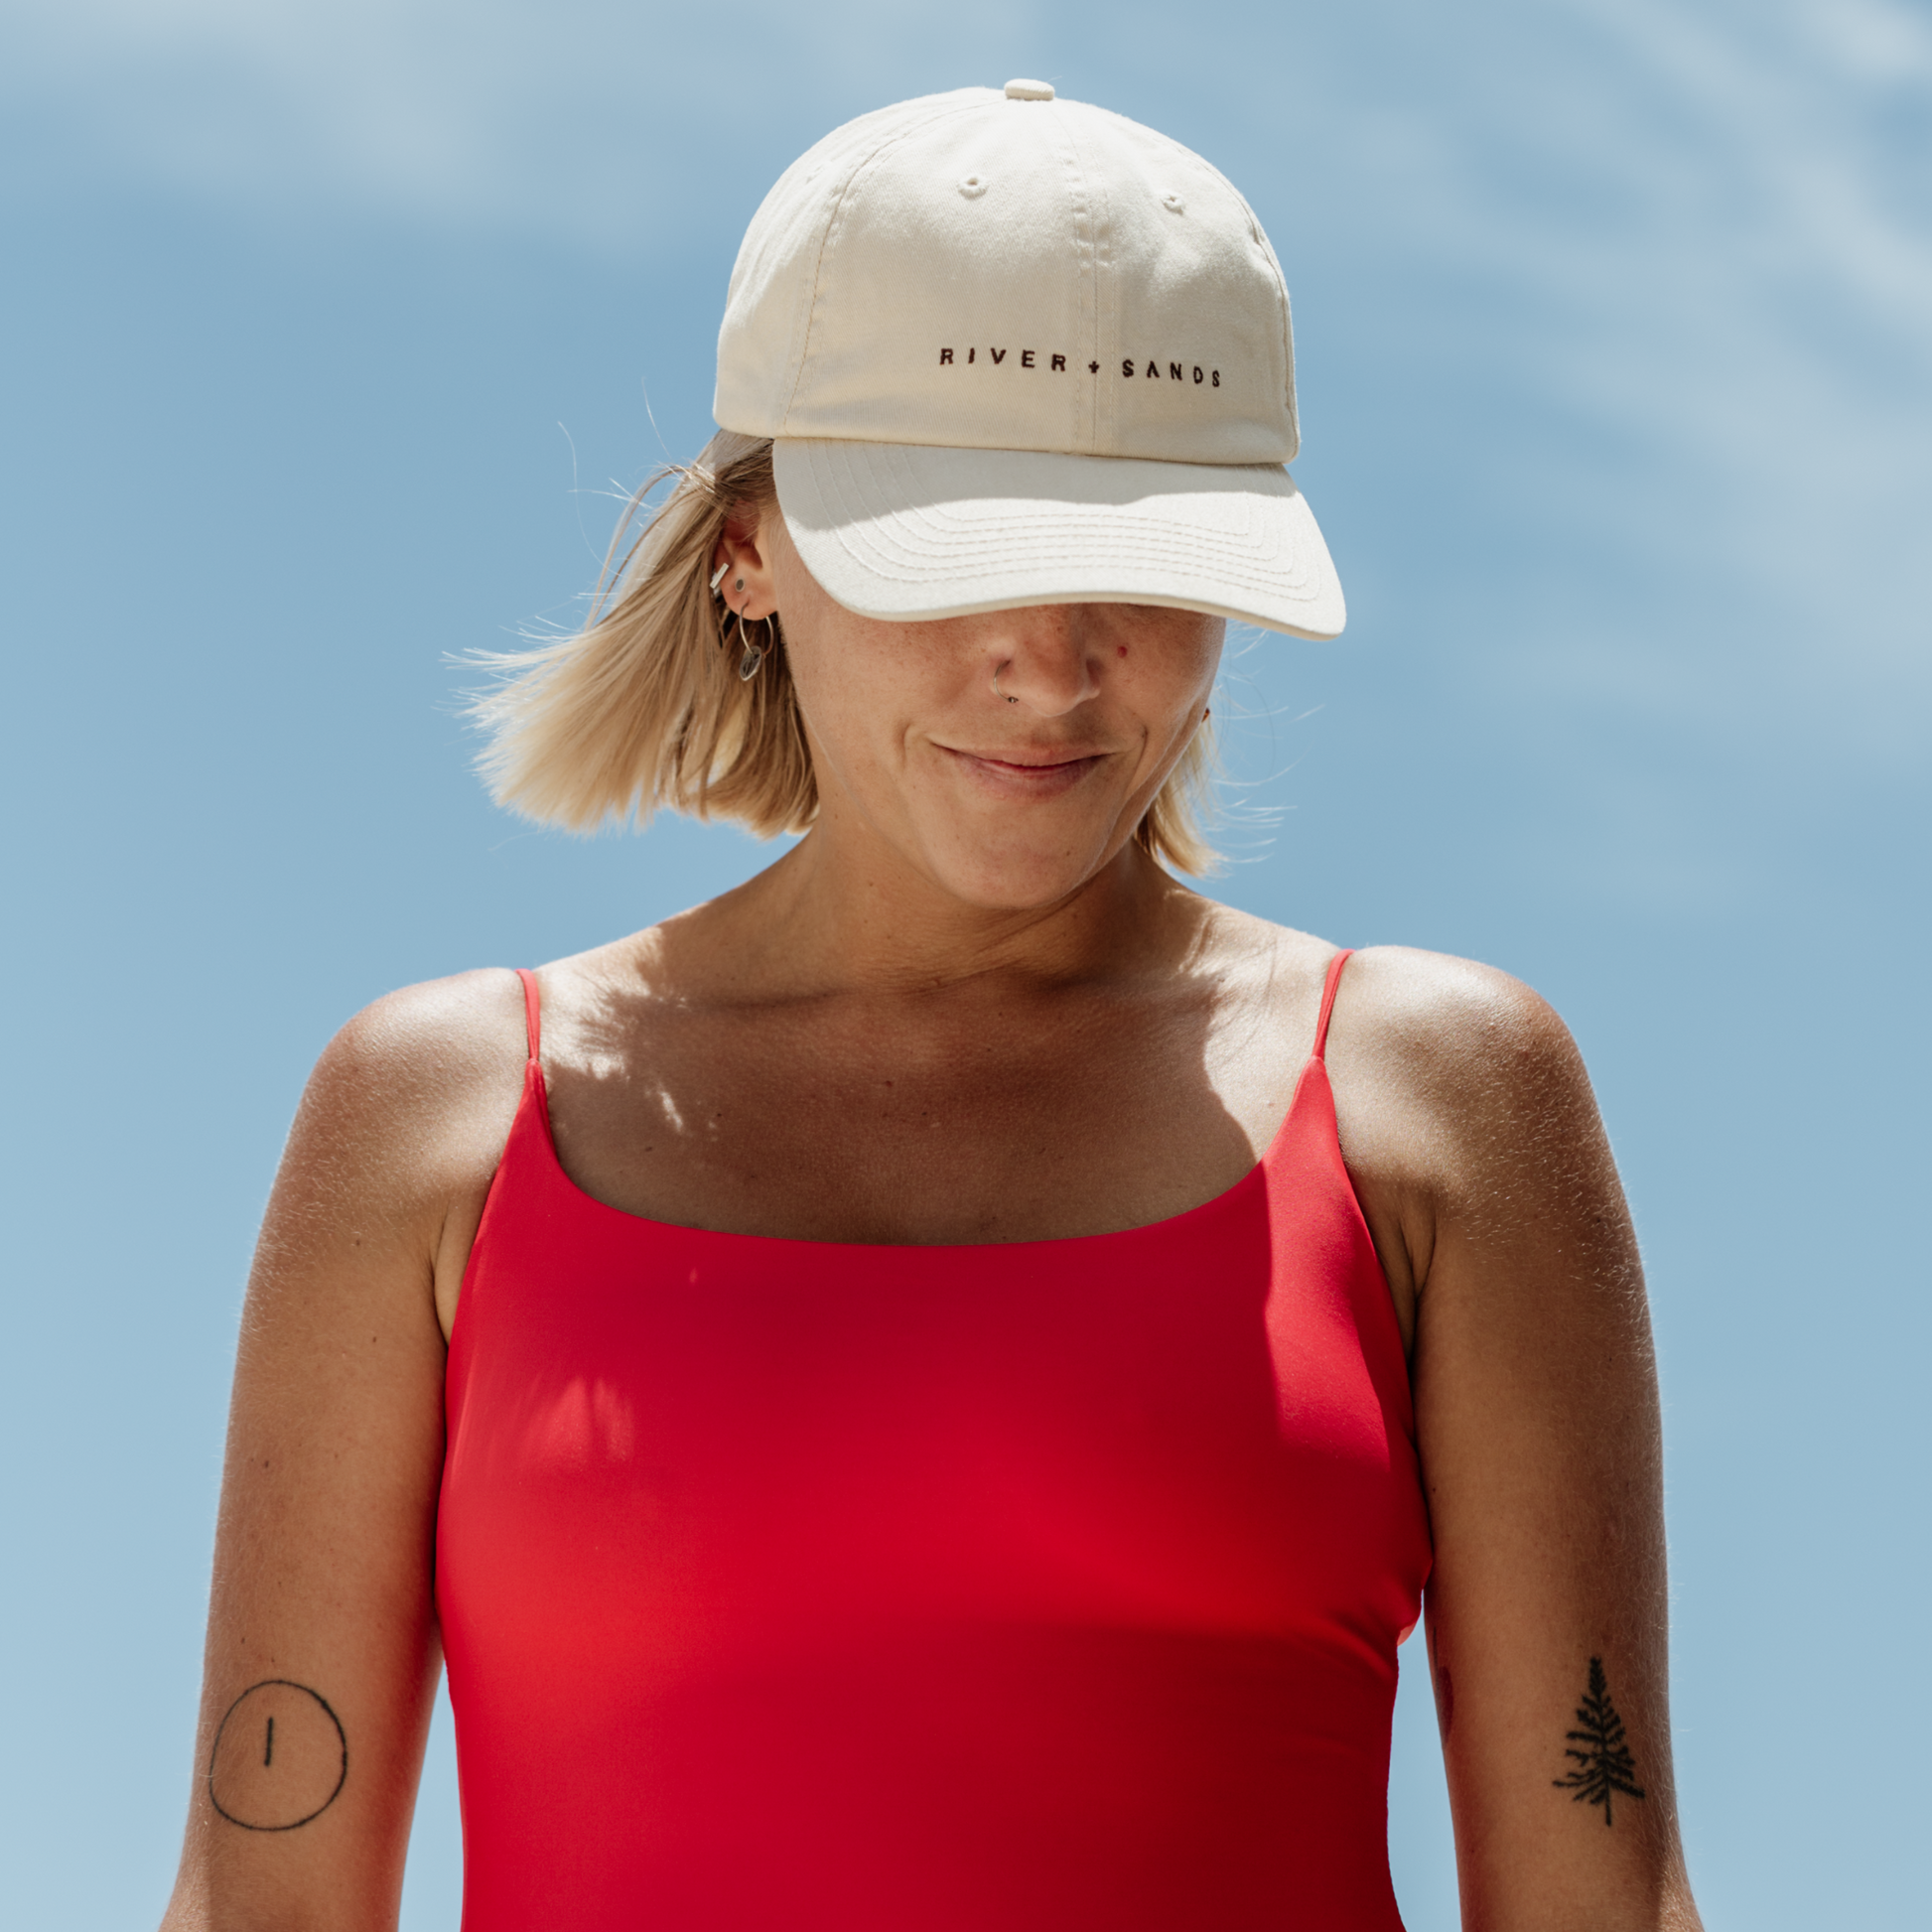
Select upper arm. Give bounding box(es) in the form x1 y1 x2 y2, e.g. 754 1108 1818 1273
161 971 524 1932
1329 949 1700 1931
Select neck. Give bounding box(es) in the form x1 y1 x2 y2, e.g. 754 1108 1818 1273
695 825 1203 999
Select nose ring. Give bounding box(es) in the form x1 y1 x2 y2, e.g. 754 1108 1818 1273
992 665 1018 705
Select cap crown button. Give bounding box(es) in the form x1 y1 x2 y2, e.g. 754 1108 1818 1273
1003 78 1054 100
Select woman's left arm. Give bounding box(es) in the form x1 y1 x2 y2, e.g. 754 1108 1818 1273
1333 948 1702 1932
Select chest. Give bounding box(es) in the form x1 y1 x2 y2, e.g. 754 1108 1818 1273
539 990 1306 1245
438 1098 1431 1925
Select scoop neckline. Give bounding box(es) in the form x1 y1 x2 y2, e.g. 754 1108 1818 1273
519 1052 1316 1255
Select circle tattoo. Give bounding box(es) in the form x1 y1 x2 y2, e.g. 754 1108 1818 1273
207 1680 347 1831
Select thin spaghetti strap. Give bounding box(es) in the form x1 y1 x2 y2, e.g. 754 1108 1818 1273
1311 948 1354 1062
513 967 542 1064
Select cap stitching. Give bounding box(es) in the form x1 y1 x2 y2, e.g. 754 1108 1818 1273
1085 124 1119 455
780 441 1339 635
1226 181 1298 464
1046 110 1099 459
777 95 997 435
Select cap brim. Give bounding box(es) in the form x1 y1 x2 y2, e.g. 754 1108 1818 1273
771 440 1345 641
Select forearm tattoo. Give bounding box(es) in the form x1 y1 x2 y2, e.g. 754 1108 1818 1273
207 1680 347 1830
1553 1656 1645 1825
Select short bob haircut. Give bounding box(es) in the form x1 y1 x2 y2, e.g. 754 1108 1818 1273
472 430 1220 875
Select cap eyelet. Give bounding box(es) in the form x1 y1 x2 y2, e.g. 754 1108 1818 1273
958 174 989 200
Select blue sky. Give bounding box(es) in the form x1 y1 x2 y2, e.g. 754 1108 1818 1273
1 3 1927 1927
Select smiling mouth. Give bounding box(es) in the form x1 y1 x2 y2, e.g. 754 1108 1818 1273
938 744 1110 794
967 751 1102 771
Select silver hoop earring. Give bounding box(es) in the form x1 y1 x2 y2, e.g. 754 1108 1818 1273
736 606 773 681
992 665 1019 705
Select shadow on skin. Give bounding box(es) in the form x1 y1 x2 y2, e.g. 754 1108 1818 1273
533 917 1275 1248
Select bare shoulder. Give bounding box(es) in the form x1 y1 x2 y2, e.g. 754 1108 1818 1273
1192 906 1580 1081
271 969 531 1276
1331 943 1587 1109
307 966 529 1142
1321 945 1625 1311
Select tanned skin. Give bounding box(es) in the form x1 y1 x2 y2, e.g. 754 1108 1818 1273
161 503 1703 1930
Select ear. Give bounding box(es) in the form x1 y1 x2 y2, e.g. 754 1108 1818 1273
711 503 779 621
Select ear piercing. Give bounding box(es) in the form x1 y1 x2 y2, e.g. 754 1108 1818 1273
712 558 770 678
735 603 773 680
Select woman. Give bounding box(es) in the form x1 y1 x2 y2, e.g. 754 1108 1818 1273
163 82 1702 1931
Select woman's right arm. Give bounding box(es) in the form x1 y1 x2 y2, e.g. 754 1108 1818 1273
160 970 525 1932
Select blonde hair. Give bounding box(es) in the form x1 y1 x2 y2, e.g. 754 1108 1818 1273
471 430 1220 874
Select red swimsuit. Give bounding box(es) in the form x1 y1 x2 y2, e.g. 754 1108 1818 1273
437 950 1431 1929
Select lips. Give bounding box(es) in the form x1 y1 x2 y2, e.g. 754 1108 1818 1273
937 744 1110 797
970 753 1102 773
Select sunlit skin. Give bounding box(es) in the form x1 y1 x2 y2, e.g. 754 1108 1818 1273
744 502 1221 920
160 500 1704 1932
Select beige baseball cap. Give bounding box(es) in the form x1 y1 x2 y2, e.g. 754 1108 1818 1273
714 81 1345 641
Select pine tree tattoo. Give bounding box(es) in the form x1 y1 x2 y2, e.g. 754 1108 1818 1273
1553 1657 1645 1825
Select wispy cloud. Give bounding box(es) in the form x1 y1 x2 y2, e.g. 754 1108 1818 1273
6 0 1927 765
0 0 1042 239
1254 0 1932 744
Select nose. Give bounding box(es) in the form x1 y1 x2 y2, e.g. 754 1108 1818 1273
985 606 1102 717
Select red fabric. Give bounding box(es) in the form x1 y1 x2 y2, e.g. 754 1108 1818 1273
437 950 1431 1930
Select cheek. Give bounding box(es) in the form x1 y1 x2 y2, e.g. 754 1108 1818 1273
785 625 942 780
